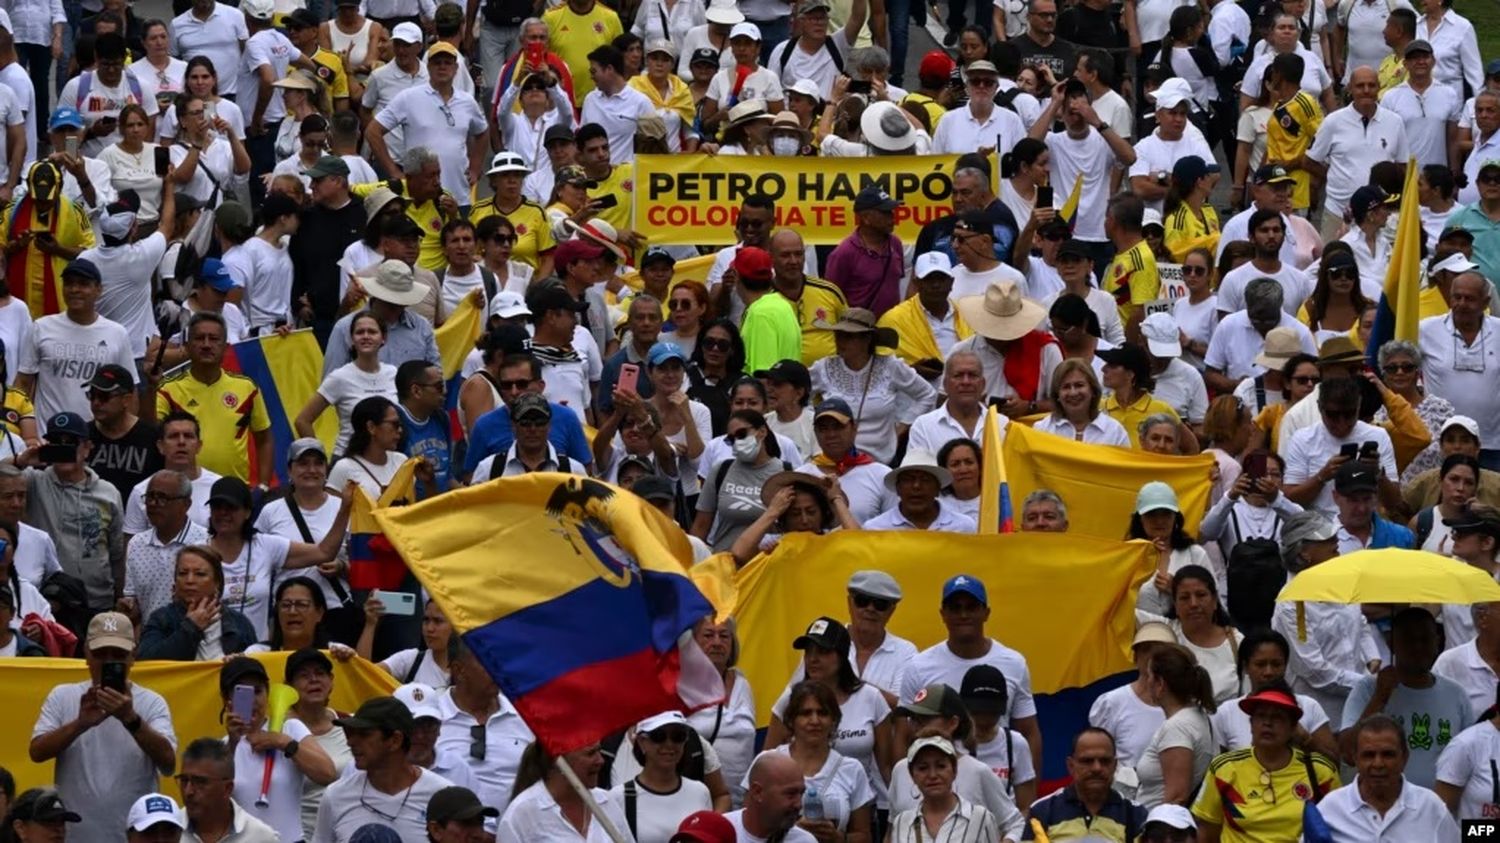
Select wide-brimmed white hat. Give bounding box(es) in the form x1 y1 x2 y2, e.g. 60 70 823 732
860 101 915 152
883 449 953 492
704 0 745 24
357 259 430 307
564 219 628 262
955 282 1046 342
727 98 772 127
485 150 529 177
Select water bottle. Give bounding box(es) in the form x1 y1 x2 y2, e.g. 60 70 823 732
802 784 824 821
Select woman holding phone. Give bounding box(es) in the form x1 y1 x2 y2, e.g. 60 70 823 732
98 104 191 237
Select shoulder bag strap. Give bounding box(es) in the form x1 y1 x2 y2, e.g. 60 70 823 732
285 498 351 604
623 780 639 839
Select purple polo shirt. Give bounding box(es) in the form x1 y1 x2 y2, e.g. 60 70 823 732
824 232 905 316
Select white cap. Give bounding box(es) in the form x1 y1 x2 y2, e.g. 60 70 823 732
1150 77 1195 111
787 78 822 100
240 0 274 19
1140 311 1181 357
1432 251 1480 275
392 682 442 720
392 21 424 43
636 710 690 733
1441 415 1481 440
1141 208 1164 230
729 21 762 40
915 251 954 279
0 9 13 32
1144 804 1196 831
704 0 745 24
127 795 185 833
489 290 531 320
485 151 530 177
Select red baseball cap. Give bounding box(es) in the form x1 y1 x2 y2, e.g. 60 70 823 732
670 811 735 843
919 50 955 80
732 246 773 282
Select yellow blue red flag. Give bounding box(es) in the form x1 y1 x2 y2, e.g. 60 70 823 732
978 406 1013 534
1366 158 1422 366
349 457 420 590
222 329 335 483
372 474 726 753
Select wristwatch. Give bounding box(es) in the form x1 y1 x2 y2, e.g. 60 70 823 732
283 739 301 759
124 714 143 734
1155 171 1169 186
1095 122 1111 135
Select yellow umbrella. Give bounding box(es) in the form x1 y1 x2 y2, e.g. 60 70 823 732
1277 548 1500 640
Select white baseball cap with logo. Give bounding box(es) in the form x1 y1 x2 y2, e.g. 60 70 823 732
127 794 185 832
392 21 424 43
393 682 442 721
915 251 953 279
1431 251 1480 275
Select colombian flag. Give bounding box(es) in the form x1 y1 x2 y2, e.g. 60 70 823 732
372 474 727 753
226 330 336 484
348 457 420 590
1366 158 1422 367
978 406 1014 534
1055 172 1084 234
435 291 485 444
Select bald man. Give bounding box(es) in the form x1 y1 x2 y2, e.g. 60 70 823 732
1305 65 1409 239
725 753 817 842
768 227 848 366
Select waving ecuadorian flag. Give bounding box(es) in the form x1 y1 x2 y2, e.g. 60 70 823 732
372 474 729 752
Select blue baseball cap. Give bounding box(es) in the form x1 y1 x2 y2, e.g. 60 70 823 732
942 574 987 606
45 411 89 441
62 258 101 283
647 342 687 368
197 258 236 293
48 106 85 131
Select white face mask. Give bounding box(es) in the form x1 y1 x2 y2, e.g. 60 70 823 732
732 432 760 462
771 136 801 157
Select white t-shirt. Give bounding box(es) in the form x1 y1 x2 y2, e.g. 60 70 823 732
744 748 873 831
233 717 313 843
128 57 190 114
327 451 408 500
765 31 853 100
13 520 62 587
221 533 294 641
18 312 136 422
1044 129 1119 242
1435 719 1500 820
0 84 24 185
380 647 451 688
606 777 714 843
1129 130 1216 214
0 297 33 386
772 683 891 805
1217 260 1313 316
236 29 298 127
60 72 159 157
0 63 34 168
899 640 1037 724
1133 0 1196 42
706 66 784 107
1088 683 1164 767
973 727 1037 794
225 237 295 330
169 138 238 206
318 362 399 454
1133 705 1215 809
314 768 453 843
171 4 250 98
1212 692 1329 751
950 263 1027 301
725 809 818 843
254 493 347 608
82 233 168 358
1281 421 1398 516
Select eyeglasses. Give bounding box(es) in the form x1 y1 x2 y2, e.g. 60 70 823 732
851 593 893 612
701 338 732 352
88 390 122 402
469 724 487 761
669 298 694 310
727 428 755 441
1181 264 1209 277
1384 362 1417 373
279 599 315 612
1480 172 1500 185
490 234 517 245
144 492 188 505
1257 770 1277 804
646 726 689 744
498 378 532 391
1291 375 1321 385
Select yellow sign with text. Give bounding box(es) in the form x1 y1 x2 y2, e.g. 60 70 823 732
633 153 963 246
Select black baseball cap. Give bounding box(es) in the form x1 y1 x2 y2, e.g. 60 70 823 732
1333 462 1378 495
45 411 89 441
427 787 498 824
285 647 334 683
1097 343 1152 386
792 616 850 652
689 47 719 67
959 664 1009 715
641 246 676 268
1056 239 1091 261
526 284 589 316
61 258 102 283
1444 505 1500 538
543 124 575 146
218 656 270 696
283 8 319 28
335 696 417 734
10 791 81 824
754 359 811 392
85 363 135 395
207 476 253 510
632 473 675 503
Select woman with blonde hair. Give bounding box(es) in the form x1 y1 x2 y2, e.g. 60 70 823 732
1034 358 1130 445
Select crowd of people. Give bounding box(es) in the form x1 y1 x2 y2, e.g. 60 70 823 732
1 0 1500 838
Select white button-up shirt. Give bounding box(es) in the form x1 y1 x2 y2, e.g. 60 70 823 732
434 691 535 816
946 335 1064 404
1432 638 1499 721
1380 80 1460 169
1418 8 1483 103
499 783 633 843
376 83 487 200
580 84 655 165
1204 310 1319 380
907 403 989 456
1419 313 1500 445
1317 777 1461 842
1273 595 1381 727
1128 129 1216 214
864 501 978 533
1307 104 1409 219
795 460 896 525
1032 412 1131 446
494 81 575 172
933 103 1027 156
1340 228 1392 301
1459 128 1500 205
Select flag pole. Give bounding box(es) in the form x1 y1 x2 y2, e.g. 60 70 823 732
552 755 632 843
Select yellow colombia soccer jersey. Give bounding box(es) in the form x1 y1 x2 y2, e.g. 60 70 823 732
543 3 622 103
788 277 848 366
156 369 271 482
1191 748 1340 843
310 47 351 102
1 389 33 439
471 198 555 270
1104 239 1158 323
350 181 454 272
1266 90 1322 210
592 162 634 236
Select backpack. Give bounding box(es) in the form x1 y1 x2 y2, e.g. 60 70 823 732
1226 535 1286 631
75 69 144 114
776 36 844 80
435 266 498 308
995 87 1023 114
1416 506 1435 548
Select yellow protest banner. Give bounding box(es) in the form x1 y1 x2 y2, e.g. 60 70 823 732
1001 421 1216 541
734 530 1154 727
633 154 963 246
3 654 397 794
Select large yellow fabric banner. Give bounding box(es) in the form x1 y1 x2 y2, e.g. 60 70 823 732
1 654 397 794
734 530 1155 725
632 154 963 246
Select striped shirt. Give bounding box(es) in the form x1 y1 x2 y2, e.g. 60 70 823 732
889 796 1002 843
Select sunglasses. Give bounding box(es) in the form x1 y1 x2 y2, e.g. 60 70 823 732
727 428 758 441
515 417 550 429
646 726 689 744
851 593 893 612
1038 230 1066 242
499 378 532 391
1481 173 1500 185
490 234 517 245
701 338 732 351
669 298 694 310
88 390 123 402
1181 264 1209 277
1328 267 1358 280
1383 362 1417 373
1291 375 1321 385
469 724 486 761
